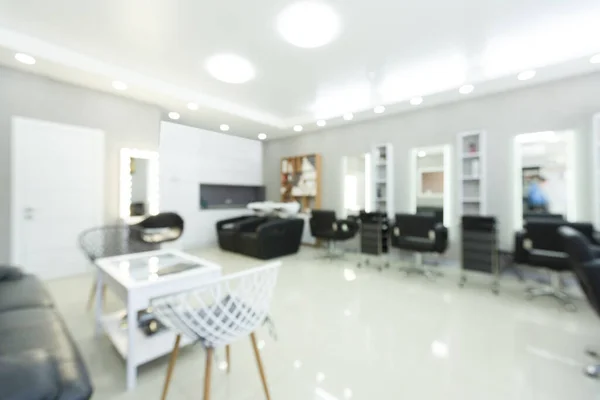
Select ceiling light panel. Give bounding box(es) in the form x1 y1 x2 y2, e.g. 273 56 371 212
277 1 340 48
220 124 230 131
187 102 199 110
294 125 303 132
374 106 385 114
591 54 600 64
168 112 180 120
317 120 326 127
258 133 267 140
15 53 36 65
343 113 354 121
410 97 423 105
206 54 255 84
459 84 474 94
112 80 128 90
517 70 536 81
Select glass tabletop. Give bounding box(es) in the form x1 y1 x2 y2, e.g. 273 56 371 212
110 253 206 282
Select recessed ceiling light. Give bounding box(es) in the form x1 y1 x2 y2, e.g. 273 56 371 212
293 125 303 132
205 53 255 84
418 151 427 158
374 105 385 114
168 112 180 120
343 113 354 121
517 70 536 81
343 389 353 399
277 1 340 48
14 53 36 65
112 80 128 91
590 54 600 64
459 84 474 94
410 96 423 106
258 133 267 140
187 102 199 110
317 120 326 127
220 124 230 132
316 372 325 382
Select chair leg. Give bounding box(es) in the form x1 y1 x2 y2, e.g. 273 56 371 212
250 333 272 400
160 334 182 400
203 347 214 400
226 345 231 373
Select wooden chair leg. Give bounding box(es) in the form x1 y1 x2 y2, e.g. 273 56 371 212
250 333 272 400
160 334 182 400
225 345 231 373
204 347 214 400
86 279 96 310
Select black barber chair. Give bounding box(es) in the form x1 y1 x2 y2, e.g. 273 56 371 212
559 226 600 377
310 210 359 259
391 213 448 278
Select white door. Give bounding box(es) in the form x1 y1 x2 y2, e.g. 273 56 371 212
11 117 104 280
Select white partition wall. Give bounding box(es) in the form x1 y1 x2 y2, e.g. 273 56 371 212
371 143 394 218
457 131 487 215
159 122 262 249
594 114 600 227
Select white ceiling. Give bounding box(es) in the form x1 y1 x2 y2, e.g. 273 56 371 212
0 0 599 140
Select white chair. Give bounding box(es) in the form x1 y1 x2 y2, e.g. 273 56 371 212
151 261 281 400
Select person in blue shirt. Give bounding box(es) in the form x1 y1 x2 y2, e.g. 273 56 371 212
527 175 549 212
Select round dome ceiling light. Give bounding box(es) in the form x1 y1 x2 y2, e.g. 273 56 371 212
220 124 230 132
15 53 36 65
317 120 326 127
277 1 341 48
590 54 600 64
187 102 199 110
168 112 180 120
410 96 423 105
517 70 536 81
374 105 385 114
293 125 303 132
459 84 474 94
205 54 256 84
343 113 354 121
258 133 267 140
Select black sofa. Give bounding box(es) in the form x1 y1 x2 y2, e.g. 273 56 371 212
216 216 304 260
0 266 93 400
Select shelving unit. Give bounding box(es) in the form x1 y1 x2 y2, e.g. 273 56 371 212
280 154 322 212
594 114 600 227
372 144 394 217
458 131 486 215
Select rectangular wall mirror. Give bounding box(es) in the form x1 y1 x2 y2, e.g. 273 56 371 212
410 145 451 226
120 148 159 222
513 130 576 228
341 152 371 217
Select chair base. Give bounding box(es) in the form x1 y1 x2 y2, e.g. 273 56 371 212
585 364 600 378
357 257 390 271
525 270 576 311
317 240 346 260
399 253 442 280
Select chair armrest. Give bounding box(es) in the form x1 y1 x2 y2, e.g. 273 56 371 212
238 217 269 233
217 216 253 231
335 219 359 234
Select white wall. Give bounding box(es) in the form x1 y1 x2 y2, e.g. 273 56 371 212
263 71 600 251
0 66 161 263
160 122 263 249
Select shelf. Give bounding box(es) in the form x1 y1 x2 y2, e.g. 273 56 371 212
462 176 480 181
377 199 387 202
462 198 481 203
376 180 387 184
101 310 194 366
462 152 480 159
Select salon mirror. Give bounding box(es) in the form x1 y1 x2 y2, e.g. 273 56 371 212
411 145 451 226
513 130 576 227
342 152 371 217
120 148 159 222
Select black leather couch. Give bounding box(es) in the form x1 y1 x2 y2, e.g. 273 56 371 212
216 216 304 260
0 266 93 399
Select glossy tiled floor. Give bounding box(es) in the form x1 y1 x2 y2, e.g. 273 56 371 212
47 247 600 399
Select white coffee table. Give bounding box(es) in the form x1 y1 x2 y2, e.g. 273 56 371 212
94 249 222 390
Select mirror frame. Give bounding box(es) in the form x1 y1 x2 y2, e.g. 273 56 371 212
409 145 452 227
119 148 159 220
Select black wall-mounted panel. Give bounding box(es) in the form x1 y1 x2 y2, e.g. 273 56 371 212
199 184 266 209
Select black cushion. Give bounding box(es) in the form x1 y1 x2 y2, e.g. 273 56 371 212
0 265 24 281
0 275 54 313
0 349 59 400
0 308 93 400
391 213 448 254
